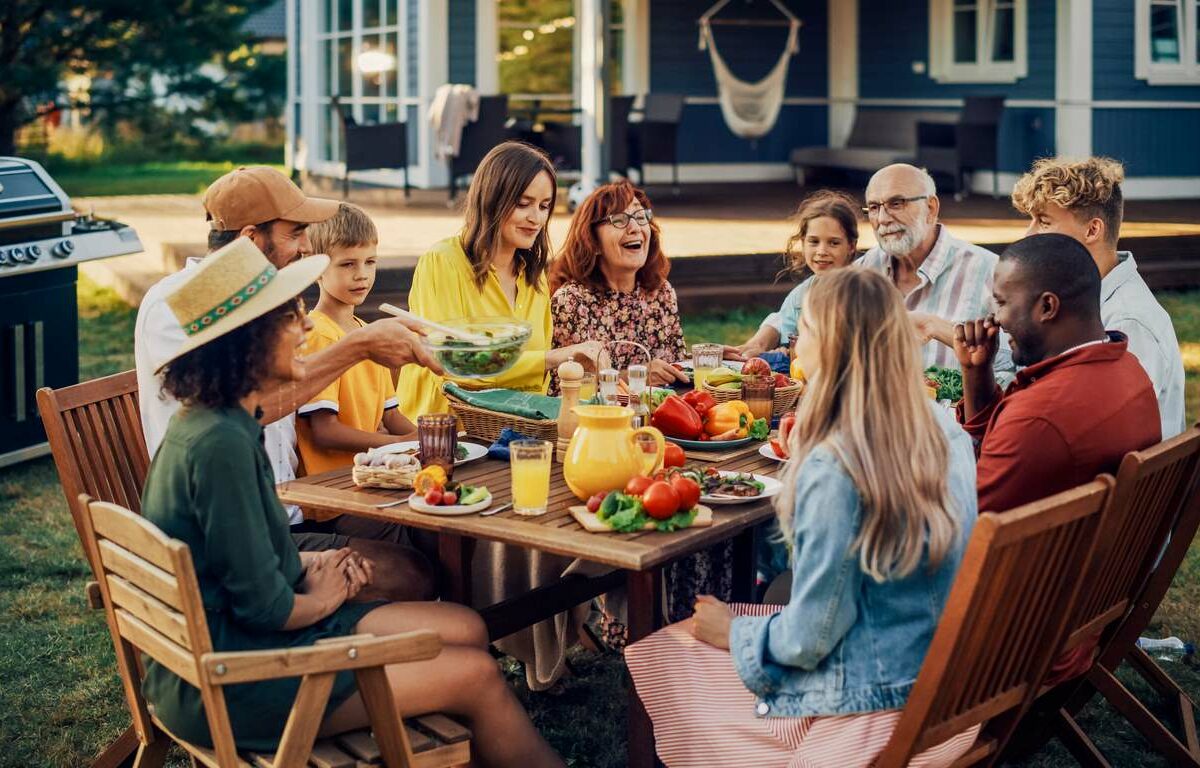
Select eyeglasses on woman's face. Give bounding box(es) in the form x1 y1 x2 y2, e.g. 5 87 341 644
862 196 928 218
597 209 653 229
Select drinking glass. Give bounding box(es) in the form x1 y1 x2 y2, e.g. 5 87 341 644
741 375 775 422
633 430 661 475
417 414 458 477
510 439 553 516
578 372 598 402
691 343 723 391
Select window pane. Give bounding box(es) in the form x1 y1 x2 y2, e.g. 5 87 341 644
321 104 341 162
992 6 1015 62
362 104 380 124
362 34 385 97
321 0 334 34
385 35 399 98
338 37 353 95
363 0 380 29
384 104 398 123
1150 2 1181 62
609 28 623 92
320 39 334 96
338 0 354 32
954 9 978 63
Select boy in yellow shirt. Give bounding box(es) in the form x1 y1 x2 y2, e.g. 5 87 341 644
297 203 417 486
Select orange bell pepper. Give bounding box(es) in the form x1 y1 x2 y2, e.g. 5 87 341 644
704 400 753 438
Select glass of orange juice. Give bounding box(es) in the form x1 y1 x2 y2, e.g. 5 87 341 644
511 439 553 516
691 343 723 391
633 431 661 475
578 372 597 402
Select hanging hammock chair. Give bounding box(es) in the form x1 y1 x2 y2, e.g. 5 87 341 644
698 0 802 140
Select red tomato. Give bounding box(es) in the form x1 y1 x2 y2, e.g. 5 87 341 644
586 493 605 513
642 481 680 519
663 442 686 468
669 475 701 512
773 372 791 388
625 475 654 496
424 489 443 505
442 491 458 506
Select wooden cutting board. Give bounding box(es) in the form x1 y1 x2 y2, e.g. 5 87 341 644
568 504 713 533
683 441 764 462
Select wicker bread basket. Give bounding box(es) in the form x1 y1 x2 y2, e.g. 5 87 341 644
703 378 804 419
351 463 420 490
444 389 558 443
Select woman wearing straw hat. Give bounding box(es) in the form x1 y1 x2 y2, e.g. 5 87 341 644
140 237 563 765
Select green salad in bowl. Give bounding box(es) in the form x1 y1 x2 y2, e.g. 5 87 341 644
423 318 533 378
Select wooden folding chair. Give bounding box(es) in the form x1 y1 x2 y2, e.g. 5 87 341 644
36 370 150 767
873 478 1114 768
1043 428 1200 766
77 495 472 768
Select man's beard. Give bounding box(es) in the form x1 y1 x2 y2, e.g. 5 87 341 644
875 213 932 258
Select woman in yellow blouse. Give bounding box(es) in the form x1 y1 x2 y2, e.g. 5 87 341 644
398 141 603 419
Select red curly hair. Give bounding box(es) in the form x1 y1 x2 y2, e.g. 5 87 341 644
549 180 670 294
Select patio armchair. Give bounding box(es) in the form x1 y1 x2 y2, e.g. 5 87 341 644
629 93 686 193
1015 427 1200 766
448 94 514 201
872 478 1113 767
332 95 411 200
916 96 1005 199
608 95 636 178
76 495 472 768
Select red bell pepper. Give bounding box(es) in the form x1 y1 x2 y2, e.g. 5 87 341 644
651 394 703 439
681 389 717 418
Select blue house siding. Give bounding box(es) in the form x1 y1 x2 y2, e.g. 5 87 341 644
1093 109 1200 176
649 0 828 163
448 0 476 85
1093 0 1200 101
857 0 1055 100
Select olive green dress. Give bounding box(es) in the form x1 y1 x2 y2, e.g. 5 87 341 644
140 406 380 751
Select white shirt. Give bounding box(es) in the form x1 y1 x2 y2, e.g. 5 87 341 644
134 257 303 524
1102 252 1186 439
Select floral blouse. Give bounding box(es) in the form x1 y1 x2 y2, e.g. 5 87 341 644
550 280 688 392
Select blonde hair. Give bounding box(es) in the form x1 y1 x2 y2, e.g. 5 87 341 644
1011 157 1125 245
308 203 378 255
775 268 959 582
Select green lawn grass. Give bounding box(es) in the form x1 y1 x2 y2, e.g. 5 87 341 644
43 161 289 198
0 279 1197 766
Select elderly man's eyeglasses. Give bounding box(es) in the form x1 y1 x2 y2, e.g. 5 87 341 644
598 209 653 229
862 196 929 217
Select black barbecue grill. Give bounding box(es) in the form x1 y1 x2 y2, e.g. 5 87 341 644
0 157 142 467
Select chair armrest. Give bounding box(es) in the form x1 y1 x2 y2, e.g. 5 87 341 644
200 630 442 686
917 121 956 148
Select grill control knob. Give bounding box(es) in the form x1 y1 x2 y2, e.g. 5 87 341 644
7 247 27 263
26 244 43 261
52 239 75 258
0 249 10 266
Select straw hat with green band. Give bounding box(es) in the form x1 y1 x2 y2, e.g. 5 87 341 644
155 237 328 372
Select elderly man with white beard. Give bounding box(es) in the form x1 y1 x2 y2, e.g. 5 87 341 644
857 164 1008 372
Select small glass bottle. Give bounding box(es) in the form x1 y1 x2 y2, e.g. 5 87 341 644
627 364 651 428
598 368 621 407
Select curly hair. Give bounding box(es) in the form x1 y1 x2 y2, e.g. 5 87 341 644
1011 157 1125 245
549 180 669 294
161 298 300 409
780 190 861 280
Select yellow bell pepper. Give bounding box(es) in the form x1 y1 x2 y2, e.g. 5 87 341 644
704 400 754 439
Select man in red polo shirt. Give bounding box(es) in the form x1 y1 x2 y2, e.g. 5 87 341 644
953 233 1160 514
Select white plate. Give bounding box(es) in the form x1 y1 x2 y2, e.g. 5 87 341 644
368 441 487 466
701 472 783 505
407 489 493 516
759 442 787 462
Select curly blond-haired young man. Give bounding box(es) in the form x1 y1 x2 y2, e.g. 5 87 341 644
1009 157 1184 438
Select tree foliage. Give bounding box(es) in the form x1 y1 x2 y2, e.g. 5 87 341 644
0 0 277 154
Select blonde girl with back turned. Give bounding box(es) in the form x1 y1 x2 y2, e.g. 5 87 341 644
397 141 603 419
625 268 981 768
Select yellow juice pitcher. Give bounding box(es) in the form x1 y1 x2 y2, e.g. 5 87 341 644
563 405 666 501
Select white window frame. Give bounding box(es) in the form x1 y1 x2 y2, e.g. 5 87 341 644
929 0 1028 83
1135 0 1200 85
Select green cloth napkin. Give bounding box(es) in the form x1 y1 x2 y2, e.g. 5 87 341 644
442 382 561 420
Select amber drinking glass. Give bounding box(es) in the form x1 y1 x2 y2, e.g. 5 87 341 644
417 414 458 477
741 375 775 422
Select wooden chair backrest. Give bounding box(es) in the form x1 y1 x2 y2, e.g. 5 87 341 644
1066 428 1200 648
873 478 1113 768
36 371 150 559
75 495 239 760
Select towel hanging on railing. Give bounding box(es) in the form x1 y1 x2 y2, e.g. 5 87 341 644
697 0 801 140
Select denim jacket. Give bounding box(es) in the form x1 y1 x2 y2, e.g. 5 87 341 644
729 404 977 717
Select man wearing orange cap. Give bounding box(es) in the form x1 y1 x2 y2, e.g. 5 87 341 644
135 166 441 602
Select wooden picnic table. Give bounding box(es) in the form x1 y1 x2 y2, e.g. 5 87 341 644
277 440 782 768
